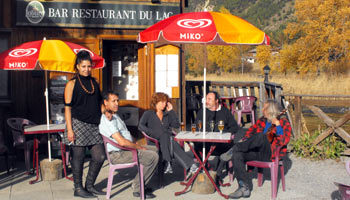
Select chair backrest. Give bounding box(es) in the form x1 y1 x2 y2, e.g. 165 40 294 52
101 134 138 165
232 96 257 113
7 118 36 147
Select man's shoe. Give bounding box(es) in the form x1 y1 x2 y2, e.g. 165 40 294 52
220 147 234 162
190 163 199 173
132 191 156 199
228 183 250 199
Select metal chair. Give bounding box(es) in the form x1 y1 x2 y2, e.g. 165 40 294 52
6 118 36 173
101 135 144 200
231 96 257 126
141 131 187 187
246 145 286 200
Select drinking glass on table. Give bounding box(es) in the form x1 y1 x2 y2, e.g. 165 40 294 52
197 120 202 132
218 120 224 134
191 124 196 133
180 122 185 131
209 120 215 132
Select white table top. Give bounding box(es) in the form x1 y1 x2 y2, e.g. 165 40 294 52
174 131 232 143
24 124 65 135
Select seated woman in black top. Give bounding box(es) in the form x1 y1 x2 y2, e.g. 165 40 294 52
139 92 197 174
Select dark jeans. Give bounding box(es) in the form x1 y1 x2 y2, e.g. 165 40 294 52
231 133 271 186
152 132 194 170
194 141 233 171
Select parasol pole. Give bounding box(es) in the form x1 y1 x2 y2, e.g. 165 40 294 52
202 45 208 162
43 37 51 162
202 67 206 162
45 70 51 162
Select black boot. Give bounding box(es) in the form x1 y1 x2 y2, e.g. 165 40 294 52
72 162 96 198
85 160 106 195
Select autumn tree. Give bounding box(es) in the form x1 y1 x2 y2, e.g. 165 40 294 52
206 6 241 74
256 45 271 72
185 44 206 76
282 0 350 74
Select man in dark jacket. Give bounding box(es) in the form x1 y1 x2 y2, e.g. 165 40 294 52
194 91 240 175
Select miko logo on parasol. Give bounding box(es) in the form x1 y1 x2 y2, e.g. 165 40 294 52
177 19 211 40
9 48 38 57
73 48 94 57
177 19 212 29
7 48 38 69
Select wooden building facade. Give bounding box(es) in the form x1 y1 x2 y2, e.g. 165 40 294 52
0 0 185 145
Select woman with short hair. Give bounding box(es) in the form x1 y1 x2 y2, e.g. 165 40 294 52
139 92 197 174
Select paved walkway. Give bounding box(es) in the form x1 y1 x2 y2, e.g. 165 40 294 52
0 152 348 200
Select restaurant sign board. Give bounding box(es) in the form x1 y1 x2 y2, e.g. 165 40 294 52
16 0 180 29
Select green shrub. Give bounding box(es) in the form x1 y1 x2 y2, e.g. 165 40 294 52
291 130 346 160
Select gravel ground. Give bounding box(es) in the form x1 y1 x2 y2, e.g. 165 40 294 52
0 152 349 200
246 153 350 200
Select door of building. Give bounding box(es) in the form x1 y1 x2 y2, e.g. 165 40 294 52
100 36 155 141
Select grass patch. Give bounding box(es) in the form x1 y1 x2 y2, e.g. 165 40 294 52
186 72 350 95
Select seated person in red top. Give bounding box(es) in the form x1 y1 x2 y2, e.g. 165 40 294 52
221 99 291 199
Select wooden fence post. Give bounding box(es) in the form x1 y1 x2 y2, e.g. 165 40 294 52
294 96 302 139
259 82 266 117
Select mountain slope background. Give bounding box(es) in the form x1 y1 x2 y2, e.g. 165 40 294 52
185 0 296 46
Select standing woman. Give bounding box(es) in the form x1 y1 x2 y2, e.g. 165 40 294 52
64 50 106 198
139 92 197 174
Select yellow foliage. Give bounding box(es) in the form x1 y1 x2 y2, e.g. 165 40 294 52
283 0 350 74
256 45 271 71
207 45 240 72
185 44 206 75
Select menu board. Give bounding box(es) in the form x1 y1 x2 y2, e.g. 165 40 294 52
50 76 67 123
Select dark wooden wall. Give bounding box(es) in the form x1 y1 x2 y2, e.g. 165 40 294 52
0 0 183 153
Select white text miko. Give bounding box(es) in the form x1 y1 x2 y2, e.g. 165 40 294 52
9 62 28 68
179 33 203 40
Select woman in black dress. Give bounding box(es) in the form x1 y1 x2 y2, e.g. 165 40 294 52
64 50 106 198
139 92 197 174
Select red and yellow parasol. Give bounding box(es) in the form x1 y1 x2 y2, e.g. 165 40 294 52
0 39 105 161
138 11 270 45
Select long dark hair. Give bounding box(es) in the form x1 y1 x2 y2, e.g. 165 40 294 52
74 50 92 73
